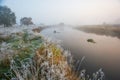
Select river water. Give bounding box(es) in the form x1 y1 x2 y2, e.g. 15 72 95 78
41 26 120 80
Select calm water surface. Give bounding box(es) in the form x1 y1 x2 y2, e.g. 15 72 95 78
41 27 120 80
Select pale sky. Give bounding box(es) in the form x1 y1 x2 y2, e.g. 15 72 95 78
1 0 120 25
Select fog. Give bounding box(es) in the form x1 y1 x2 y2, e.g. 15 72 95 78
1 0 120 25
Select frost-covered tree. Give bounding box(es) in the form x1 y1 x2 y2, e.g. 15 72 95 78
0 6 16 27
20 17 33 25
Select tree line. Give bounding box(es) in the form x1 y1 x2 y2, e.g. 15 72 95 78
0 6 33 27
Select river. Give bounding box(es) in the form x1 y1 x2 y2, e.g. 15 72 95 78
41 26 120 80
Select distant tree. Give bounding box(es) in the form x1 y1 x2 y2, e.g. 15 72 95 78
0 6 16 27
20 17 33 25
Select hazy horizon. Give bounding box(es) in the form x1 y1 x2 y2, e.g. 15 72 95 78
1 0 120 25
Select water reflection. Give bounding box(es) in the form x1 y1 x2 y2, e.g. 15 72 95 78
41 27 120 80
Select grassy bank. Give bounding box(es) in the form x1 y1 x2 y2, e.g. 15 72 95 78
76 25 120 38
0 30 43 79
0 28 78 80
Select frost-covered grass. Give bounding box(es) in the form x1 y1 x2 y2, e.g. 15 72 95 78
4 43 75 80
0 29 43 79
0 34 76 80
0 24 45 38
0 26 105 80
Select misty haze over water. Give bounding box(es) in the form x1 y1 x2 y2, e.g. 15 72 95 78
1 0 120 25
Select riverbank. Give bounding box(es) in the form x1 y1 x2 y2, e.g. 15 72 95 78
0 26 78 80
75 25 120 39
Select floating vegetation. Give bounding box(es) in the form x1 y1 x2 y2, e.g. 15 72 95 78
87 39 96 43
53 30 56 33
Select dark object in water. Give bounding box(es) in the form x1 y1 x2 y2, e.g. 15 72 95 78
87 39 96 43
53 30 56 33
